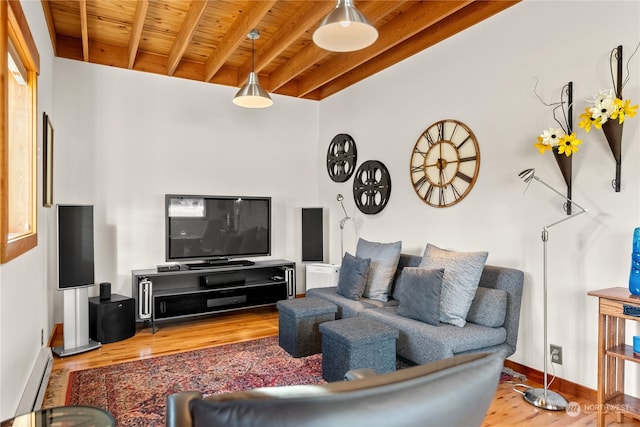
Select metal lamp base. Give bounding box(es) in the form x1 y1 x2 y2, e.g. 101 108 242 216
522 387 568 411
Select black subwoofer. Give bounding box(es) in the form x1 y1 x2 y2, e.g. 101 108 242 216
89 294 136 344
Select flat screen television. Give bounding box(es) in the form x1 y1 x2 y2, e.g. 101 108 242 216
165 194 271 267
57 204 95 289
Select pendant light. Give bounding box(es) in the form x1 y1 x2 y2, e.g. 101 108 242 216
233 29 273 108
313 0 378 52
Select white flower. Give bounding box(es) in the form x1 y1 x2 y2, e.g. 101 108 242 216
593 89 614 105
589 89 619 124
538 127 565 147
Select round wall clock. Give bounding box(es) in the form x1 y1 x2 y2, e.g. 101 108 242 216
353 160 391 215
327 134 357 182
410 119 480 208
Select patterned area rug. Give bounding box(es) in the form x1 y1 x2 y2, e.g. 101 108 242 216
60 336 520 426
65 336 323 427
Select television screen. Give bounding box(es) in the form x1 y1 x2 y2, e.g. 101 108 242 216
166 195 271 263
57 205 95 289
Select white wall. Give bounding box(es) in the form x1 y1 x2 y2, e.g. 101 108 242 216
52 59 320 305
318 0 640 394
0 0 55 419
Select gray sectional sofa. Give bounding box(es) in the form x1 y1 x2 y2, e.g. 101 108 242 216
306 253 524 365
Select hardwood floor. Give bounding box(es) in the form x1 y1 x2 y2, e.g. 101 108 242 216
45 307 639 426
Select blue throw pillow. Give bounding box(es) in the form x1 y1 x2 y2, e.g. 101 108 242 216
336 252 371 300
355 238 402 302
397 267 444 326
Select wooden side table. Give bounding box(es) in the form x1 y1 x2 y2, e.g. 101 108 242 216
588 287 640 427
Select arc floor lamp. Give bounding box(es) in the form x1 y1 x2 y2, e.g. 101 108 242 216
516 168 587 411
337 194 351 256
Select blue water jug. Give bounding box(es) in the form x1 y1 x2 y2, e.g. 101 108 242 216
630 227 640 296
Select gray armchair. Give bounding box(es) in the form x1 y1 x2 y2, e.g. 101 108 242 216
166 351 503 427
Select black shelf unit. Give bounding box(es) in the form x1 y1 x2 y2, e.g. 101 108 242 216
131 259 295 332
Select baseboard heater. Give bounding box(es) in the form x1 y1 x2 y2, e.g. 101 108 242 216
16 347 54 416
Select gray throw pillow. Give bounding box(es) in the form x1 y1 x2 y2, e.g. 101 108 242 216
419 244 488 327
355 238 402 302
336 252 370 300
466 287 508 328
397 267 444 326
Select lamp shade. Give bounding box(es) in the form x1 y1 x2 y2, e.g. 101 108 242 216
313 0 378 52
233 72 273 109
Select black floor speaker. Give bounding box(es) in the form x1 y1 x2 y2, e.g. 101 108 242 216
302 207 323 262
89 294 136 344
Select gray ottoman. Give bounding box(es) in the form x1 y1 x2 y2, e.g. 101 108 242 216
319 317 399 382
277 297 337 357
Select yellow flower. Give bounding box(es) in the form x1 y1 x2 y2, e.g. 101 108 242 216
556 133 581 157
578 108 600 132
611 98 638 124
534 136 553 154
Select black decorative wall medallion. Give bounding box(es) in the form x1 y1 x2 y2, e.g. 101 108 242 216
353 160 391 215
327 134 357 182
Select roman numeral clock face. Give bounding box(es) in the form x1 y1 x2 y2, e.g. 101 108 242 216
410 119 480 207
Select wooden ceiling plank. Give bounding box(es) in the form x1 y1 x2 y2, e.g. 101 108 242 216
204 0 277 83
55 34 83 61
79 0 88 61
167 0 209 76
127 0 149 69
297 0 473 97
40 0 57 55
46 0 522 102
316 0 521 100
267 0 408 92
238 1 335 79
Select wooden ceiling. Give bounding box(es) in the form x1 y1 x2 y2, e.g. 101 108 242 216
41 0 520 101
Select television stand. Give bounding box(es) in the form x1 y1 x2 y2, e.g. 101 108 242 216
132 259 295 333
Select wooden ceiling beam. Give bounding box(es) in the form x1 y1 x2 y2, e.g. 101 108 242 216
238 1 335 79
79 0 89 61
167 0 208 76
203 0 277 84
40 0 57 55
296 0 472 97
316 0 521 100
266 0 407 92
127 0 148 69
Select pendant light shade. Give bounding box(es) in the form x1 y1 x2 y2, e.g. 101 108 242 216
233 71 273 108
313 0 378 52
233 29 273 108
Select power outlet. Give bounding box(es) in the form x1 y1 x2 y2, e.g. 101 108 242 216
550 344 563 365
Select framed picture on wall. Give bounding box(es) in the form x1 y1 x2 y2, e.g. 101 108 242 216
43 112 53 208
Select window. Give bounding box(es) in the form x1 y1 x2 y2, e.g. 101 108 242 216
1 0 40 263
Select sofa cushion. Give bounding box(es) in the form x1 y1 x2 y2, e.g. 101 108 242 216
419 244 488 327
397 268 444 326
306 287 388 319
336 252 370 300
466 287 507 328
356 238 402 302
360 307 506 364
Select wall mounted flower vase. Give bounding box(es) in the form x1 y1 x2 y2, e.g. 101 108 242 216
601 116 623 192
552 147 572 215
604 45 623 192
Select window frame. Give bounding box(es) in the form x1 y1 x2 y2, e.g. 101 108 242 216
1 0 40 263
